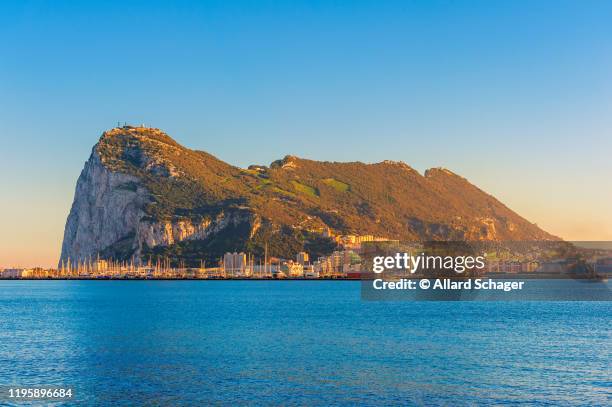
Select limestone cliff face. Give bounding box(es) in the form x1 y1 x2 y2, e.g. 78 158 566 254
59 150 148 265
58 129 258 266
136 211 259 249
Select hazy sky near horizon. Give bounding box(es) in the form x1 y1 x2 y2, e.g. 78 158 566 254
1 0 611 267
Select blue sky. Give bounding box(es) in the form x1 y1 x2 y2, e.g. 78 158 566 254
1 0 611 267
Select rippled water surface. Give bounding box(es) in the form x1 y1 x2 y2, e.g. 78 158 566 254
0 281 610 405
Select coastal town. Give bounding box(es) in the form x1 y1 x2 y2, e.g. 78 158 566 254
2 232 389 280
2 231 612 280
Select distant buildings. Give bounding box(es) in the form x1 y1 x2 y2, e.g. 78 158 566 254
313 250 362 278
486 260 539 274
223 252 248 277
7 235 610 280
322 227 333 238
280 261 303 278
1 268 52 278
332 232 398 251
1 268 25 278
296 252 309 265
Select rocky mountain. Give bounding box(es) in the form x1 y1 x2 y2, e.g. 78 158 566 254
59 126 556 267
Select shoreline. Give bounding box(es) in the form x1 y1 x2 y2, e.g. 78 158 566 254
0 277 362 281
1 274 607 281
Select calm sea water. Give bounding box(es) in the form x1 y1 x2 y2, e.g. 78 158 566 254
0 281 610 406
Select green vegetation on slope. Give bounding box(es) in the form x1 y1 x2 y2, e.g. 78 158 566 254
290 180 319 198
322 178 350 192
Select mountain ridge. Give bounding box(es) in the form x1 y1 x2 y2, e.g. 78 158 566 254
59 126 557 267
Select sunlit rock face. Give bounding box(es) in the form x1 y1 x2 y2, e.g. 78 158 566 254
60 126 556 267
